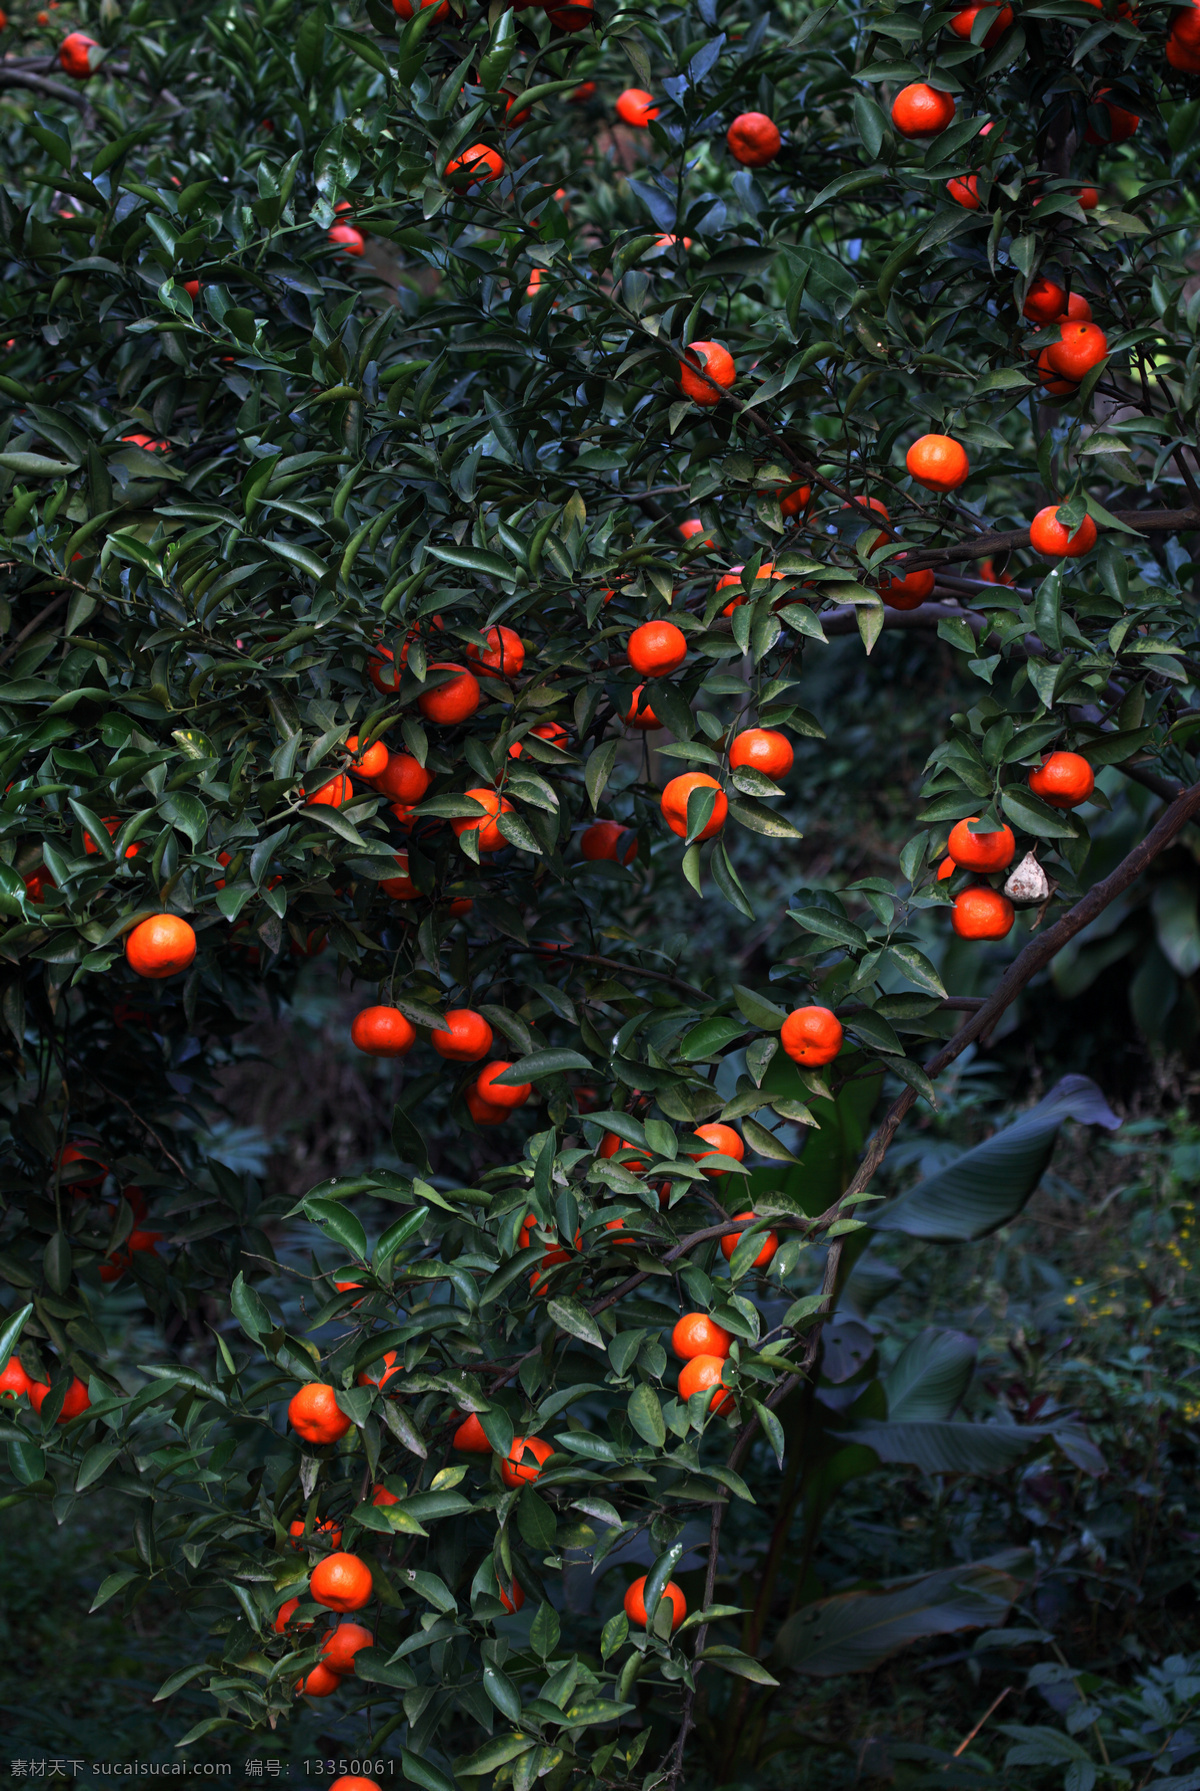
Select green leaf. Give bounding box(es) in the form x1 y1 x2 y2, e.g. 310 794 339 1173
742 1116 799 1162
547 1296 605 1350
490 1048 592 1083
400 1749 460 1791
628 1382 666 1447
230 1271 270 1344
883 942 946 998
773 1552 1033 1675
876 1075 1118 1241
392 1105 431 1174
680 1016 746 1060
76 1440 123 1491
426 543 517 582
376 1205 430 1263
884 1329 978 1421
517 1488 558 1550
999 786 1079 841
585 740 618 811
734 984 787 1030
158 792 208 847
0 1301 34 1377
303 1196 368 1260
728 797 803 839
788 906 869 949
90 1566 138 1612
698 1645 780 1685
356 1647 418 1689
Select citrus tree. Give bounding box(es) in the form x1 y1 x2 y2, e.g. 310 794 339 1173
2 0 1200 1782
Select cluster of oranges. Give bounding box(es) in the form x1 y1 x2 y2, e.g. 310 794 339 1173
939 753 1096 940
0 1353 91 1421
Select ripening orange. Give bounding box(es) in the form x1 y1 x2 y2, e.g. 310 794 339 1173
1035 346 1077 397
371 1484 399 1507
28 1373 91 1421
780 1006 843 1066
393 0 448 16
498 1575 525 1614
729 729 793 779
371 753 431 807
289 1516 343 1549
350 1006 417 1058
726 111 782 165
1084 89 1139 146
125 914 196 979
431 1009 493 1061
624 1575 687 1629
467 625 524 679
678 340 736 405
1045 321 1107 382
83 815 140 859
671 1311 732 1360
678 1353 735 1414
346 734 389 779
297 1663 341 1698
628 619 687 676
891 83 955 138
580 820 637 865
661 772 727 840
309 1552 374 1613
306 772 352 807
379 850 418 900
616 87 659 127
948 1 1012 43
367 647 401 693
952 887 1015 940
721 1214 779 1268
328 1780 382 1791
418 664 480 724
0 1356 31 1401
273 1597 310 1633
446 144 505 183
509 721 569 758
625 684 661 729
357 1350 402 1392
780 483 812 517
1061 291 1093 322
465 1086 508 1127
946 174 980 209
453 1411 491 1452
328 224 365 257
906 434 970 493
475 1061 532 1110
1023 276 1066 324
59 30 97 77
500 1434 553 1488
947 817 1016 872
1029 751 1095 809
1029 506 1098 559
688 1122 744 1176
1167 32 1200 69
879 560 936 610
452 788 513 853
321 1621 375 1676
288 1383 353 1446
599 1131 649 1172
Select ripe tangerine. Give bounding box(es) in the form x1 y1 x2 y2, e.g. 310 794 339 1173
678 340 735 406
29 1373 91 1421
1029 506 1097 559
616 88 658 127
418 664 480 724
452 788 514 854
727 111 781 165
671 1312 732 1360
688 1122 744 1176
624 1575 687 1630
661 772 727 840
580 820 637 865
678 1353 734 1414
729 729 793 779
946 817 1016 872
320 1621 375 1676
125 914 196 979
430 1009 493 1061
906 434 970 493
287 1383 353 1446
952 887 1015 939
1045 321 1108 382
780 1006 843 1066
475 1061 532 1110
500 1434 553 1488
309 1552 374 1613
372 751 431 804
346 735 389 779
628 619 687 676
1029 751 1095 808
625 685 661 729
453 1411 491 1452
467 626 524 679
350 1006 417 1058
721 1214 779 1268
892 83 955 138
446 144 505 184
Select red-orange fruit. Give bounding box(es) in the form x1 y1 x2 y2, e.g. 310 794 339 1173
453 1411 491 1452
952 887 1015 939
661 773 727 840
309 1553 374 1613
451 788 513 853
1029 507 1098 559
616 87 658 127
677 1354 735 1414
580 820 637 865
28 1374 91 1422
624 1575 687 1629
946 817 1016 873
624 684 662 729
627 619 687 676
418 664 480 724
430 1009 493 1061
678 340 735 405
891 83 955 138
500 1434 553 1488
720 1214 779 1268
687 1122 744 1176
125 915 196 979
671 1312 732 1360
780 1007 843 1066
467 625 524 679
1028 751 1095 809
350 1006 417 1058
906 434 970 493
446 144 505 184
726 111 781 165
475 1061 532 1110
321 1621 375 1676
287 1383 352 1446
729 729 793 779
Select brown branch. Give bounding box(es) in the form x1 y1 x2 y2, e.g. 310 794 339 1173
76 1065 196 1185
899 506 1200 574
533 948 708 1001
0 67 88 106
0 590 71 668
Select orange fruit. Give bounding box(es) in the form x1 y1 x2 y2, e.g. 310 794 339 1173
779 483 812 517
1167 32 1200 68
371 1484 399 1507
1035 346 1077 397
367 647 402 693
357 1350 402 1391
28 1374 91 1421
624 1574 687 1629
475 1061 532 1110
453 1411 492 1452
372 751 432 804
321 1621 375 1676
509 721 569 758
906 434 970 493
498 1575 525 1613
879 560 935 610
952 887 1015 939
677 1353 735 1414
1023 276 1066 324
297 1663 341 1698
580 820 637 865
946 817 1016 872
273 1596 311 1633
661 772 727 841
446 144 505 183
937 856 956 882
418 664 480 724
500 1434 553 1488
0 1356 31 1400
678 516 712 541
55 1140 107 1186
627 619 687 676
1084 89 1138 145
720 1215 779 1268
125 914 196 979
625 685 662 729
946 174 980 209
452 788 513 853
83 815 140 859
678 340 735 405
467 625 524 679
287 1383 352 1446
24 866 54 903
671 1312 732 1360
948 1 1012 44
289 1516 343 1548
599 1132 649 1173
891 83 955 138
616 87 658 126
1029 751 1095 809
687 1122 744 1176
306 773 352 807
329 1781 381 1791
1062 291 1093 322
431 1009 493 1061
350 1006 417 1057
1045 321 1107 382
379 851 418 900
466 1086 509 1127
1029 506 1097 559
729 728 793 779
726 111 781 165
310 1552 373 1613
780 1006 842 1066
346 734 388 778
58 29 97 76
328 224 365 257
393 0 448 14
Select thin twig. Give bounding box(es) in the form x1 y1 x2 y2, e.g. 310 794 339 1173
947 1686 1013 1762
0 590 71 668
